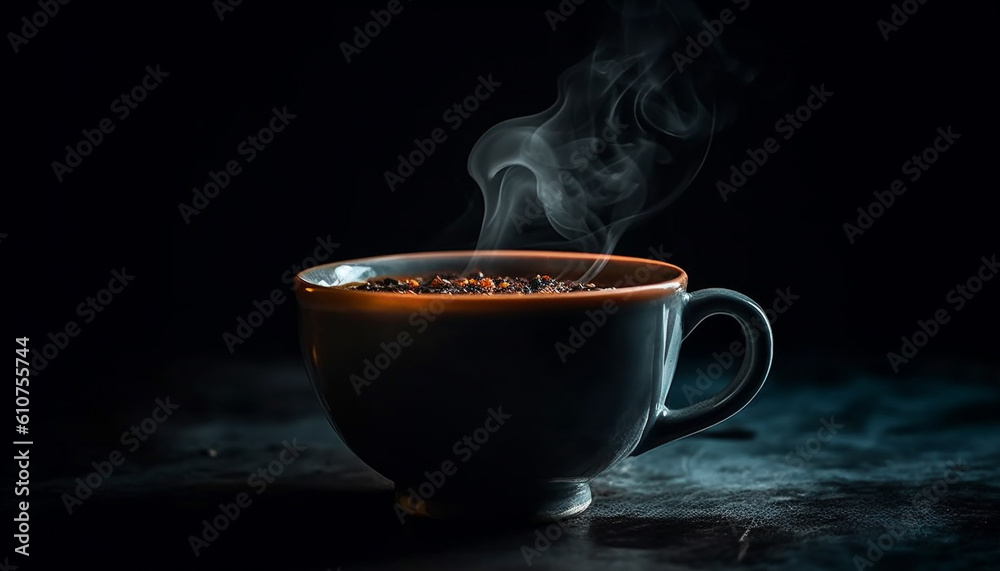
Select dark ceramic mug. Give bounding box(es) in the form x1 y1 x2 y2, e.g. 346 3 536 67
294 250 772 520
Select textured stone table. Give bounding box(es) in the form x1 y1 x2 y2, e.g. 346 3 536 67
26 358 1000 570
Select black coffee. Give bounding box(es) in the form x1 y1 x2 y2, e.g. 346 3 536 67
349 273 608 294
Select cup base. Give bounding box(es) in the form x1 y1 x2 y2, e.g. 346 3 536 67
394 481 592 522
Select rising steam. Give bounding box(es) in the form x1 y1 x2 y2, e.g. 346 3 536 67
468 0 748 281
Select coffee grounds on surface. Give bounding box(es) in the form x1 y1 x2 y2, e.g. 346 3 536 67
349 273 608 295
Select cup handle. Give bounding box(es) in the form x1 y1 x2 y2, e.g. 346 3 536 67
630 288 774 456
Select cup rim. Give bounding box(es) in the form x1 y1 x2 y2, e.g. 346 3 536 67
294 250 687 310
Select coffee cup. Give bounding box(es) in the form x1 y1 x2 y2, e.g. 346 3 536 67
294 250 773 520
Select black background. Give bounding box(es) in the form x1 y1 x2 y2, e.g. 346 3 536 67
3 0 999 566
9 1 999 378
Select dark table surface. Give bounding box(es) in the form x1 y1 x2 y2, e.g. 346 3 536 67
24 357 1000 570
